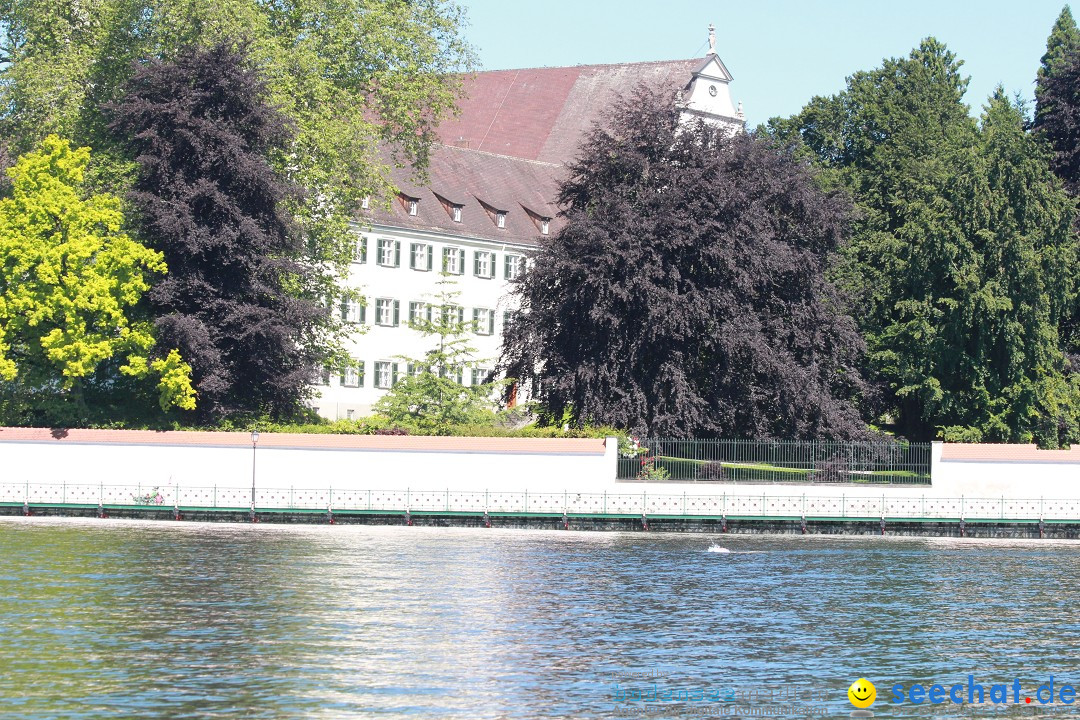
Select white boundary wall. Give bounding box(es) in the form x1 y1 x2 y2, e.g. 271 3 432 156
1 437 619 493
3 436 1079 505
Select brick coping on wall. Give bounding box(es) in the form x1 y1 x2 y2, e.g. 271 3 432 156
941 443 1080 463
0 427 607 455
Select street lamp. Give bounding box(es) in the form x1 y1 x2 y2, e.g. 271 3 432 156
250 429 260 523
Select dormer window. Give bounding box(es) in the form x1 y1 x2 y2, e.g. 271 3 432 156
361 196 370 210
496 211 506 228
398 193 419 216
521 204 553 235
452 205 462 222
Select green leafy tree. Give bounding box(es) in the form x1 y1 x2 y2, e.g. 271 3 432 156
1 0 474 418
0 135 196 424
770 40 1080 445
373 276 500 433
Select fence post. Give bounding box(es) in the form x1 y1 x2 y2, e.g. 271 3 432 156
446 488 450 512
841 493 846 518
683 491 686 516
603 491 607 514
524 489 528 513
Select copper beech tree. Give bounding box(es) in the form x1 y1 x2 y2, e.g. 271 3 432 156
502 87 871 439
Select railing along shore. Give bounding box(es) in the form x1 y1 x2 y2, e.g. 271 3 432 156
3 482 1080 521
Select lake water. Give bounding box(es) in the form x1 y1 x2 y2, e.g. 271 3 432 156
1 518 1078 719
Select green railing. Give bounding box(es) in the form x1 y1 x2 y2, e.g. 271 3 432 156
619 438 932 485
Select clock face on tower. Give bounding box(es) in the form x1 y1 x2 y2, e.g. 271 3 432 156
708 84 718 97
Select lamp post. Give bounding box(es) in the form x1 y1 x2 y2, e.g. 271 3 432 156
250 429 260 523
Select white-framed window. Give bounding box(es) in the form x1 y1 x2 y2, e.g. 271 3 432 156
474 250 496 279
408 199 418 216
342 360 364 388
361 196 370 210
409 301 432 326
341 298 365 324
318 367 332 385
505 254 525 280
471 367 492 386
374 361 399 389
442 247 465 275
452 205 462 222
406 362 427 378
377 238 400 267
496 211 506 228
442 304 465 327
439 365 463 384
375 298 400 327
503 310 513 331
472 307 495 335
354 236 368 264
346 409 355 419
410 242 433 271
541 219 550 235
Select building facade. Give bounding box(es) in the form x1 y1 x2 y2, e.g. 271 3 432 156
312 32 743 419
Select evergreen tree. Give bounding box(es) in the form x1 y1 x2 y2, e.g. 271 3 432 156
1036 6 1080 124
109 43 328 421
772 40 1080 445
1034 44 1080 195
502 87 870 439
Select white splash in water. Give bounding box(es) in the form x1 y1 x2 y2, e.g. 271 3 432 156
706 544 730 553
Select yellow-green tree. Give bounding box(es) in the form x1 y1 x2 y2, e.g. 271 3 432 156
0 135 196 423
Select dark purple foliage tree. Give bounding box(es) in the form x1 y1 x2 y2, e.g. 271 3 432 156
501 87 872 439
1034 50 1080 196
109 42 326 421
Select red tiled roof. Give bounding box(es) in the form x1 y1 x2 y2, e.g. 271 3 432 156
360 59 705 246
364 145 563 246
437 60 701 164
0 427 606 454
941 443 1080 463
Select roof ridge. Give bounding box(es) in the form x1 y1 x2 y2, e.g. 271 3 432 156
467 57 703 75
436 143 564 168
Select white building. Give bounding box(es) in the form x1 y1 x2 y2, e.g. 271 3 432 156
312 30 743 420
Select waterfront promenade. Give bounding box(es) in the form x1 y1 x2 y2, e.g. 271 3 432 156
3 428 1080 536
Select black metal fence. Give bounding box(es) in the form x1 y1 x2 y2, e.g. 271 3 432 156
618 439 932 485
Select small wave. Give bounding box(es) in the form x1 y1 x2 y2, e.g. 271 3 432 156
706 544 730 553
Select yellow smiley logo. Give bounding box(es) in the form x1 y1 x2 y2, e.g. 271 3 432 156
848 678 876 709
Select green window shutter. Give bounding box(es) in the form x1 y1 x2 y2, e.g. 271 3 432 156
488 312 495 335
393 240 401 267
457 249 465 274
391 362 399 385
358 361 365 387
488 253 496 278
409 243 416 269
426 246 433 271
340 300 348 321
359 302 366 324
472 307 479 332
471 368 479 386
504 254 511 278
456 306 464 325
441 247 449 271
392 300 400 326
473 252 480 277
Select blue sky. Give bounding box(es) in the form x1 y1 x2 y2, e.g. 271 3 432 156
457 0 1072 125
